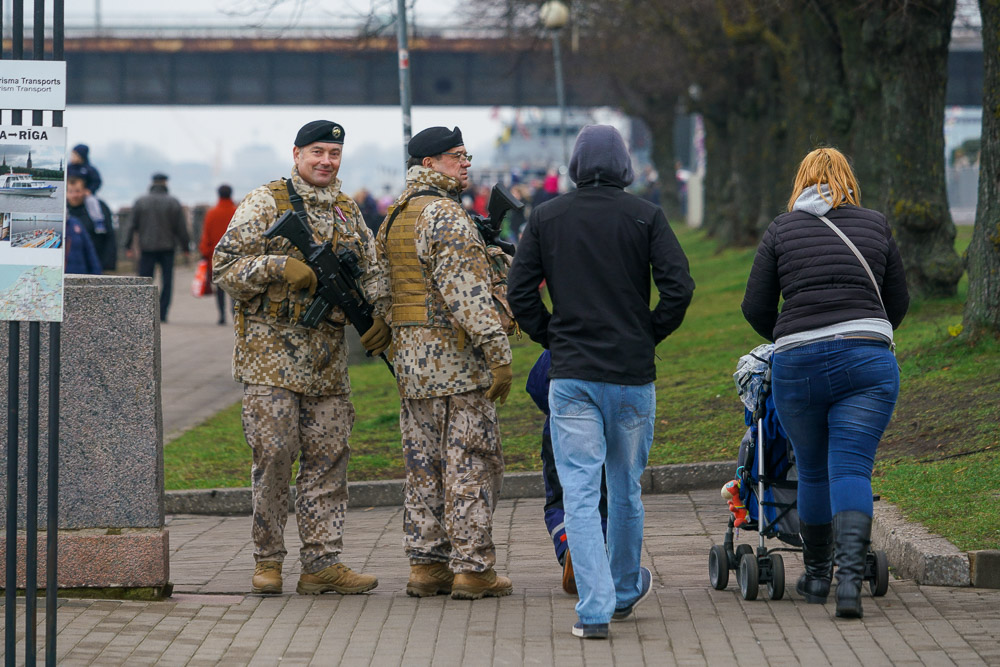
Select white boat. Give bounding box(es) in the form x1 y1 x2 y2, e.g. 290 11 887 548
0 171 57 197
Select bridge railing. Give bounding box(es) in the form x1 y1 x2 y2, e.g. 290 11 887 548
4 14 519 42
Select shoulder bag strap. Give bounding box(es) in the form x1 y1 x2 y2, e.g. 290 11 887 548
815 214 885 314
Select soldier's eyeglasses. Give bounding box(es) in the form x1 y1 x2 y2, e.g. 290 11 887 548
440 151 473 162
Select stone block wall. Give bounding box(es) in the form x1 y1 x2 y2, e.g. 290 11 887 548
0 275 168 590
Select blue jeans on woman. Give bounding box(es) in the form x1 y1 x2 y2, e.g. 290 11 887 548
549 378 655 625
771 339 899 525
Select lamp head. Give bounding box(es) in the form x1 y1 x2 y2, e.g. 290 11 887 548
540 0 569 30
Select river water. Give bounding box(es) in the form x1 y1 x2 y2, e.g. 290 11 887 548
0 181 64 217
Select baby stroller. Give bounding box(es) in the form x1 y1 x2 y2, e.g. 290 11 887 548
708 344 890 601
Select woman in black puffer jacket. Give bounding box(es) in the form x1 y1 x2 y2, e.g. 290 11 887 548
741 147 909 619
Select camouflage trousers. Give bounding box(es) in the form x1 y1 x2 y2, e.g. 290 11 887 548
401 388 504 573
242 384 354 574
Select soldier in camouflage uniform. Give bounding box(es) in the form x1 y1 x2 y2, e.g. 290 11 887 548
213 120 391 596
374 126 514 600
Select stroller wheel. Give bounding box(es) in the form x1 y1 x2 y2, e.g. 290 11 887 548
709 545 729 590
766 553 785 601
869 549 889 597
735 543 754 569
738 553 759 601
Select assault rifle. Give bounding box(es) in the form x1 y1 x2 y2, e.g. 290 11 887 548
471 183 524 257
264 210 394 376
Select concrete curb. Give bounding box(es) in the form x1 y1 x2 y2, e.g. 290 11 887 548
165 461 994 588
164 461 736 515
872 502 972 587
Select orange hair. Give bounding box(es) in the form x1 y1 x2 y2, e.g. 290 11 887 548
786 147 861 212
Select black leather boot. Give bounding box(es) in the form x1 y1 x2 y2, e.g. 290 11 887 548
833 511 872 619
796 521 833 603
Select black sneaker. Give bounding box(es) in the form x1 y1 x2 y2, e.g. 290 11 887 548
612 566 652 621
572 621 609 639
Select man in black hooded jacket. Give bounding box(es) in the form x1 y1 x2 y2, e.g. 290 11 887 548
507 125 694 640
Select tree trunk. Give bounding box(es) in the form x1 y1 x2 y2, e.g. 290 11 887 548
865 1 963 298
645 105 680 217
701 112 736 240
963 0 1000 335
630 101 679 217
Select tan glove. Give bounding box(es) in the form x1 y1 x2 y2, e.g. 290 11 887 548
485 363 513 405
284 257 317 294
360 316 391 356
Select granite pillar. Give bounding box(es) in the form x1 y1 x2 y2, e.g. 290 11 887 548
0 275 168 591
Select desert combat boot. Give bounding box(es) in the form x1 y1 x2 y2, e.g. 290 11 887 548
296 563 378 595
251 561 282 594
450 569 513 600
406 562 454 597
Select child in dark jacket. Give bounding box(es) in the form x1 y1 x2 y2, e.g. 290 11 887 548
526 349 607 594
69 144 108 231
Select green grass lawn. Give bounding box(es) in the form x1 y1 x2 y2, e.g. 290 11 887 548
165 224 999 551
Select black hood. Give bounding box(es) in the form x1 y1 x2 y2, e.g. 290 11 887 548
568 125 634 188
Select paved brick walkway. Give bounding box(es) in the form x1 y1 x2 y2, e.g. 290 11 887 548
4 493 999 665
156 260 242 444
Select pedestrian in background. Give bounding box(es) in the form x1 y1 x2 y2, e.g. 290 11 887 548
214 120 388 597
741 147 908 619
199 183 238 325
69 143 102 196
353 187 380 234
508 125 695 639
375 126 514 601
124 173 190 323
525 348 608 595
66 173 116 272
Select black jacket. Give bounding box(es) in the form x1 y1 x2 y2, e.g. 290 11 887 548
741 205 909 341
508 185 695 384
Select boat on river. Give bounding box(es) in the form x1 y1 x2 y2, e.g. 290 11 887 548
0 171 57 196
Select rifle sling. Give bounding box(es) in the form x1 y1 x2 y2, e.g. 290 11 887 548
382 189 441 238
284 178 314 234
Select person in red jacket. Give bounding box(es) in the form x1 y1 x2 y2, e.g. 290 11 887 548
200 184 238 324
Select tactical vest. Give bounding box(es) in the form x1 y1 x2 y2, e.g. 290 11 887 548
384 195 440 326
240 179 350 328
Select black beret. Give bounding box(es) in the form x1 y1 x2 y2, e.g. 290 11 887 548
408 126 463 158
151 172 168 181
295 120 345 147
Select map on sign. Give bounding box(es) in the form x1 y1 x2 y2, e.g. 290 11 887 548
0 264 62 320
0 125 66 322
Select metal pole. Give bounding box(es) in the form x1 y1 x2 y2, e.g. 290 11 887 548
25 323 40 666
396 0 412 167
32 0 44 126
13 0 23 126
5 323 20 667
45 324 59 667
48 4 64 664
551 30 568 169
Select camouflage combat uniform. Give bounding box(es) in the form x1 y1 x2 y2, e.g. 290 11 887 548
375 166 512 573
214 169 387 574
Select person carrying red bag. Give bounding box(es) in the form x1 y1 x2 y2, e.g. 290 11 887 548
200 184 238 324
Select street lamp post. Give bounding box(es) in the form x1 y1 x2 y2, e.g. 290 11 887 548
397 0 412 168
541 0 569 169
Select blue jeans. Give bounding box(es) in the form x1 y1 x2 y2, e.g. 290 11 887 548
549 379 655 624
771 339 899 524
